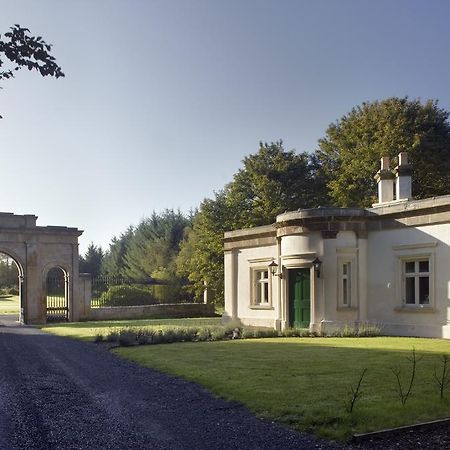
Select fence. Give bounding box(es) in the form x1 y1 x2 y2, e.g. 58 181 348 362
90 275 190 308
46 276 68 322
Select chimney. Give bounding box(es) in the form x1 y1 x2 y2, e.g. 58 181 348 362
374 156 395 204
394 152 412 200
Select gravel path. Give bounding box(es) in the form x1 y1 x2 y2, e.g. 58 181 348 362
0 316 339 450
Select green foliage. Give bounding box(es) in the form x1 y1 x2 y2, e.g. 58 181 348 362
325 323 381 338
0 25 64 118
241 327 280 339
122 209 191 280
176 194 229 303
102 226 134 277
316 97 450 207
280 328 311 337
99 284 157 307
79 243 104 277
0 255 18 290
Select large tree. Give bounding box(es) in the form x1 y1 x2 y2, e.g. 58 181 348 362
177 141 329 304
316 97 450 207
119 209 191 281
79 243 104 277
102 226 134 277
0 25 64 117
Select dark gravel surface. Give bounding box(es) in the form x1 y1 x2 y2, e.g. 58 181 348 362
0 316 340 450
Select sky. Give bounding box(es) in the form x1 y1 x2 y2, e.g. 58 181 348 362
1 0 450 254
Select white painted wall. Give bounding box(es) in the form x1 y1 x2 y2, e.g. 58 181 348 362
367 224 450 337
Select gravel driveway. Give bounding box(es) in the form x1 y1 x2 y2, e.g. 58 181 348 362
0 316 340 450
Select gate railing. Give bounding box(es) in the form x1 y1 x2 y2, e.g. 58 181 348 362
46 276 68 322
90 275 177 308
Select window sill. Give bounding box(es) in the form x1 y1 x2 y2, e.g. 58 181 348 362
337 306 358 312
394 306 437 314
249 304 274 310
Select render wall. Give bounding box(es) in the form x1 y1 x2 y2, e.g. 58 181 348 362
366 224 450 338
224 244 278 328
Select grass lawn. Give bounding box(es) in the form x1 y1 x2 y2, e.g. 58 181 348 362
114 337 450 441
39 317 222 341
0 295 19 314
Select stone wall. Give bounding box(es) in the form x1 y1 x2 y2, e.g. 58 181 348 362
87 303 215 321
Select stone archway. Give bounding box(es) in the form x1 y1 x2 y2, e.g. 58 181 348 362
0 212 83 324
0 249 24 322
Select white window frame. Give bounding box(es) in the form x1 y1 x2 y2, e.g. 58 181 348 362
250 266 272 308
337 253 358 309
399 255 433 308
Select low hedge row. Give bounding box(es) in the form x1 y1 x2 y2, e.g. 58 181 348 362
95 322 381 347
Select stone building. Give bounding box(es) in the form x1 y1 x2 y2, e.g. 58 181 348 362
0 213 88 324
223 153 450 338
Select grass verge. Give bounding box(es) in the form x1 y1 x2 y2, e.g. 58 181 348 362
114 337 450 441
0 295 19 314
39 317 222 341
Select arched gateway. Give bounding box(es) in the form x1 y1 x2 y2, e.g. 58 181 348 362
0 212 84 324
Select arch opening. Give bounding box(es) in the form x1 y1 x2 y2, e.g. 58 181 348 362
0 252 23 323
46 267 69 322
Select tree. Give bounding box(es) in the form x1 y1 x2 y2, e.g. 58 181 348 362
79 243 104 277
102 226 134 277
226 141 329 227
0 24 64 117
177 193 231 302
315 97 450 207
177 142 329 304
123 209 191 280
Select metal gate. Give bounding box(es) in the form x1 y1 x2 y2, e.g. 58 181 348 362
46 274 68 322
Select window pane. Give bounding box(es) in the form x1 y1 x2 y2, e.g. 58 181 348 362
419 277 430 304
343 263 348 275
262 270 268 280
343 279 348 305
405 277 415 304
263 282 269 303
419 261 429 273
405 262 415 273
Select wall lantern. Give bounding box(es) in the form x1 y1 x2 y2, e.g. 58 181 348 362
268 261 283 278
312 257 322 278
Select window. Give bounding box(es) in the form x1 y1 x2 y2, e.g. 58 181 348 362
337 255 357 309
403 259 430 306
254 269 269 304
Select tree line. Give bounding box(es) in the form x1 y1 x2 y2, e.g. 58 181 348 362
81 97 450 305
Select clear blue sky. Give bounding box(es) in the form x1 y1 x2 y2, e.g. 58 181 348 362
1 0 450 253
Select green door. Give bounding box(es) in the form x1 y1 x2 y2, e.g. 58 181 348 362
288 268 310 328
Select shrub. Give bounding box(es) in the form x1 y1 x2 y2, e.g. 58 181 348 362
326 323 381 338
105 330 119 342
118 329 137 346
242 327 279 339
280 328 310 337
94 333 104 343
196 327 211 342
98 284 158 307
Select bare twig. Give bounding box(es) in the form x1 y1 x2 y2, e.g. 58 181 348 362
433 354 450 400
346 368 367 413
391 348 422 405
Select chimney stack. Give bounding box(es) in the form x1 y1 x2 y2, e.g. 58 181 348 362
374 156 395 203
394 152 412 201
